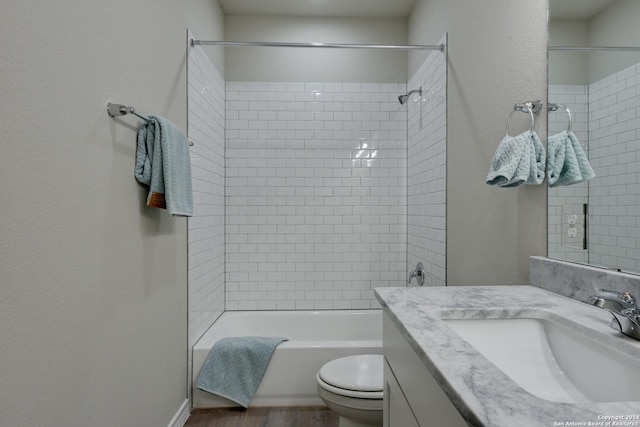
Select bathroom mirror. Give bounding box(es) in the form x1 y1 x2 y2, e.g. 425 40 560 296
548 0 640 273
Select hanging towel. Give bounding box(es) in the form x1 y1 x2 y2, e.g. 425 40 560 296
547 130 595 187
486 131 546 187
547 131 567 186
196 336 288 408
527 131 546 186
486 132 531 187
135 115 193 216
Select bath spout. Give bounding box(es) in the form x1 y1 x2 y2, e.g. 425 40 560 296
407 262 425 286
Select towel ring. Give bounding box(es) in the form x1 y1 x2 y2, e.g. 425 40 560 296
548 103 573 133
506 107 534 137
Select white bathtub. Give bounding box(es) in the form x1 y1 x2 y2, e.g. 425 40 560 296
192 310 383 408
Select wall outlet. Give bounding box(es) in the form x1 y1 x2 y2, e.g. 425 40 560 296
561 204 587 250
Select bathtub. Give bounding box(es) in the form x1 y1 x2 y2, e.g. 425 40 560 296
192 310 382 408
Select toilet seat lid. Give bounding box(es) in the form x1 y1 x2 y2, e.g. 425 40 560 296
318 355 383 392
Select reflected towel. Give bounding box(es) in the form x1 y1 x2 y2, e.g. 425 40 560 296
135 115 193 216
547 130 595 187
196 336 288 408
486 131 545 187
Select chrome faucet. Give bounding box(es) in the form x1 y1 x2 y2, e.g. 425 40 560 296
586 289 637 312
587 289 640 340
407 263 425 286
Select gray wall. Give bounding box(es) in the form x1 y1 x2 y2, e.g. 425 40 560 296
187 1 226 75
411 0 549 285
548 20 589 85
0 1 221 426
224 15 409 82
588 0 640 82
550 0 640 85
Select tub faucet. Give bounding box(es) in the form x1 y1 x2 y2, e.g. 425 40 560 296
587 289 640 341
407 263 425 286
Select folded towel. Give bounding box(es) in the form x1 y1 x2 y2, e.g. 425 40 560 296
135 116 193 216
196 336 288 408
547 130 595 187
486 131 546 187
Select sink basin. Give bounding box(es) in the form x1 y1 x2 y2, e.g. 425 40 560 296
442 316 640 403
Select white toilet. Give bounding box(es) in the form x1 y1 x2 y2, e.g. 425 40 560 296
316 354 384 427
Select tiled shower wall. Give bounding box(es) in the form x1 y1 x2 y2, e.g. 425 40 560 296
547 85 589 264
187 42 448 316
224 82 408 309
588 62 640 271
187 40 226 347
407 40 447 287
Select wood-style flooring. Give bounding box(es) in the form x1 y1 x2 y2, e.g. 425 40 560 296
184 406 339 427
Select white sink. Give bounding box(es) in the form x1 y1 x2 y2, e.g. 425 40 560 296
443 316 640 403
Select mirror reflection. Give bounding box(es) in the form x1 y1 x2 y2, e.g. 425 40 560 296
548 0 640 273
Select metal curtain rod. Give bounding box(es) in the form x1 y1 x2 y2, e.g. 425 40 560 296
190 39 445 52
549 46 640 52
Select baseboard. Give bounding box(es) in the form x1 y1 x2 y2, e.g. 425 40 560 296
168 399 190 427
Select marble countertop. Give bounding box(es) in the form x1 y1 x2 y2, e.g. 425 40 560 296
375 285 640 427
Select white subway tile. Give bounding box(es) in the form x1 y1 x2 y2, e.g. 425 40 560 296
223 55 445 309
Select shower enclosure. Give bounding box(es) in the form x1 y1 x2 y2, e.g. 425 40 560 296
186 32 447 385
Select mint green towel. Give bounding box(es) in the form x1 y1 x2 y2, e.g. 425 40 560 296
486 131 545 187
547 130 595 187
135 116 193 216
196 336 288 408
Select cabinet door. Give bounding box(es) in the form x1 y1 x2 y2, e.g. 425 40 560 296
383 312 468 427
384 360 420 427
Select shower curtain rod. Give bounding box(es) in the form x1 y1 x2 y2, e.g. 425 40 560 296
549 46 640 52
190 39 445 51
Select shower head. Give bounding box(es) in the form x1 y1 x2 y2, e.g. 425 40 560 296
398 87 423 105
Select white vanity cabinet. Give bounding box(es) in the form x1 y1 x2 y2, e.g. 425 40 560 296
384 360 420 427
383 311 468 427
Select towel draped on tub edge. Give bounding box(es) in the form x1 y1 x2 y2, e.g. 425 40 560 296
196 336 289 408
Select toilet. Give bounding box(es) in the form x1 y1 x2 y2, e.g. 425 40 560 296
316 354 384 427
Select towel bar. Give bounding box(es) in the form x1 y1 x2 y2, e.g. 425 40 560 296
548 103 573 133
107 103 151 122
505 100 542 136
107 103 194 146
514 100 542 115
